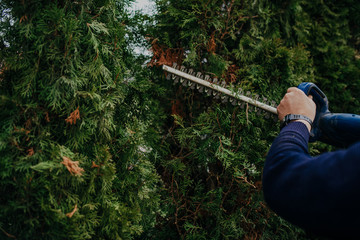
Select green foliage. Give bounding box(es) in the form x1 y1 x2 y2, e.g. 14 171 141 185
0 0 163 239
267 0 360 113
144 0 360 239
1 0 359 239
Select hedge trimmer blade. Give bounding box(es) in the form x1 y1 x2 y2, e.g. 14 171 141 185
163 63 278 119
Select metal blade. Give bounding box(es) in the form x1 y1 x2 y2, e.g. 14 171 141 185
162 65 277 115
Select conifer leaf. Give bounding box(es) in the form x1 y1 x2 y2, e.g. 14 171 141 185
31 161 59 172
87 21 110 35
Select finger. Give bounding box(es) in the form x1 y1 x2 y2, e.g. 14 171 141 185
286 87 298 93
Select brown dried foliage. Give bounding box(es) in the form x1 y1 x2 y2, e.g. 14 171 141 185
65 106 80 125
66 204 78 218
25 118 32 129
223 64 239 83
0 228 16 239
91 161 100 168
148 38 184 67
14 127 30 135
171 99 185 118
207 32 217 54
27 148 34 156
45 112 50 122
0 62 6 81
19 15 28 23
61 156 84 176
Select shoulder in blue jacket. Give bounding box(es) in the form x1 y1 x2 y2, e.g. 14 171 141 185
263 122 360 239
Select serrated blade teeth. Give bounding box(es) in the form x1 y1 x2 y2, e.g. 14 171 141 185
180 65 186 72
204 87 212 95
221 95 228 103
197 85 204 93
271 100 277 108
188 81 195 89
237 88 243 95
179 66 186 84
166 73 172 80
171 63 181 83
239 102 245 109
173 76 179 84
187 69 195 89
253 94 259 112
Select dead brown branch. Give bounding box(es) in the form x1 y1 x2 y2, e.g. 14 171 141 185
61 156 84 176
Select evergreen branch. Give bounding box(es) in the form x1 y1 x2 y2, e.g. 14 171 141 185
0 227 16 239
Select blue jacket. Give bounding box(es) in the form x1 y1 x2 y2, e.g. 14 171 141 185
263 122 360 239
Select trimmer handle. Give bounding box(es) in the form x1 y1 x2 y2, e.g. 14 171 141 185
298 82 360 147
297 82 330 143
297 82 329 114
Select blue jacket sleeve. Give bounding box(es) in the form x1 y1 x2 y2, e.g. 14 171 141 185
263 122 360 238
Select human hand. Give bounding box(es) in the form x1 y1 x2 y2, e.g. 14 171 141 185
277 87 316 132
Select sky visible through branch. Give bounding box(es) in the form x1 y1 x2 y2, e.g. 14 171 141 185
131 0 155 56
133 0 155 14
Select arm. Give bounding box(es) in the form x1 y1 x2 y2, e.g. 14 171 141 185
263 88 360 237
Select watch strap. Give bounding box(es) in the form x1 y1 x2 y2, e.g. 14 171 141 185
281 114 313 129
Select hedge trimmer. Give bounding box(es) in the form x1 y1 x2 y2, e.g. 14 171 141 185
163 63 360 147
163 63 278 118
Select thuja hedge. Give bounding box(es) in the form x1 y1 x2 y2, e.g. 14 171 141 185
144 0 359 239
0 0 359 239
0 0 163 239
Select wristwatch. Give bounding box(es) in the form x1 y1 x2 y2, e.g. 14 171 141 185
281 114 313 129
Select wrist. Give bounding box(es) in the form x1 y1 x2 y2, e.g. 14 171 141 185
280 114 313 133
293 119 311 132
